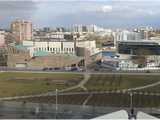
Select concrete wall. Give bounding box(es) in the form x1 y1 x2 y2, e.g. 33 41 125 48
7 50 82 68
27 55 82 68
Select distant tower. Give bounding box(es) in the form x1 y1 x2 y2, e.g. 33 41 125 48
11 19 32 43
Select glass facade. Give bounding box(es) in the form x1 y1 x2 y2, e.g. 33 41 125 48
118 41 160 55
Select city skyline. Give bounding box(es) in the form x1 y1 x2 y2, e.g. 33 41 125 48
0 0 160 29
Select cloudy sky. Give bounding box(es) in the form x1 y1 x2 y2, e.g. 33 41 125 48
0 0 160 28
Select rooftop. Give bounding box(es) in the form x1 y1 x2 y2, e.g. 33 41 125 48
33 51 50 57
118 40 160 46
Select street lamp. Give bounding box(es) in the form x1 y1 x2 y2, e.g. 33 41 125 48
130 92 133 109
56 89 58 111
129 92 135 119
55 89 58 119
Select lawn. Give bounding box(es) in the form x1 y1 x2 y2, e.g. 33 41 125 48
4 73 160 108
0 72 159 99
85 74 160 91
15 92 160 108
0 72 83 97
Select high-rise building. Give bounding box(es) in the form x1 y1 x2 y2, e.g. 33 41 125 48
73 25 89 33
11 20 32 43
115 30 145 41
0 31 5 47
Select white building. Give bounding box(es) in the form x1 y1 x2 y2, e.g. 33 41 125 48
23 40 99 57
73 25 87 33
23 40 75 57
115 30 145 41
76 40 100 55
0 31 5 47
46 32 64 39
72 24 105 33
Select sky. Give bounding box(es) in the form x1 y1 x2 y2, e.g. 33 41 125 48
0 0 160 29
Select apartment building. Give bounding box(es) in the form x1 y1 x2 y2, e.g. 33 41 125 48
11 20 32 43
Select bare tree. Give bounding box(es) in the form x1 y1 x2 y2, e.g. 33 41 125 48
132 48 152 67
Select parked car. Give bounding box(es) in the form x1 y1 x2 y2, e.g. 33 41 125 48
54 67 61 70
42 67 48 71
49 68 53 71
71 67 78 71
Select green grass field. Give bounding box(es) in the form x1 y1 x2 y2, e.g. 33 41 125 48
85 74 160 91
0 72 83 97
2 72 159 108
0 72 159 98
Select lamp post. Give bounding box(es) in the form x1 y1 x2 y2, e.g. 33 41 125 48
56 89 58 111
84 48 87 72
55 89 58 119
129 92 135 119
130 92 133 109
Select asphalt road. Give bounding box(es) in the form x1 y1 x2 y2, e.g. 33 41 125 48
1 69 160 75
1 66 160 75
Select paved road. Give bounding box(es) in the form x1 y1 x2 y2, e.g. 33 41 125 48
127 81 160 91
83 94 93 106
77 72 90 91
57 72 90 92
1 70 160 76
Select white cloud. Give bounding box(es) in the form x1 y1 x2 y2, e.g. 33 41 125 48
147 10 157 16
84 5 113 13
101 5 113 13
